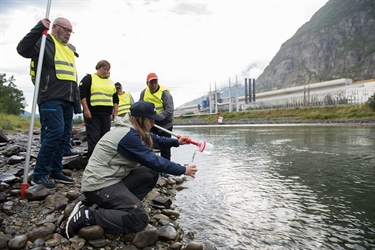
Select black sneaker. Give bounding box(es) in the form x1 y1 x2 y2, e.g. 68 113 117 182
50 172 74 184
31 176 56 189
65 201 91 239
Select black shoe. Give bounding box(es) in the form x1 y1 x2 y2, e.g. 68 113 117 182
50 172 74 184
31 176 56 189
65 201 91 239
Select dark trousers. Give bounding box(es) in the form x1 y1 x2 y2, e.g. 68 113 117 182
34 100 73 179
150 126 173 160
84 114 111 158
84 166 159 234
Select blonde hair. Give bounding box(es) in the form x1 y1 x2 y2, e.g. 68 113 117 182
130 116 153 149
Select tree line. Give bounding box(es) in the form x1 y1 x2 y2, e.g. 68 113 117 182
0 73 26 115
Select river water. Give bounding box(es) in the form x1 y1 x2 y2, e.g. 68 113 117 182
170 124 375 250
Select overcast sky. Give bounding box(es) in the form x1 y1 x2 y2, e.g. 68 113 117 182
0 0 329 112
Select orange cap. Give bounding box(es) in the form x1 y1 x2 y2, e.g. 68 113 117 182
147 73 158 82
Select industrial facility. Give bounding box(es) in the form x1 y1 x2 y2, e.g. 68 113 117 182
175 78 375 115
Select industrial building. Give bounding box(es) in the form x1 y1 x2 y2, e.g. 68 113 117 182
175 78 375 115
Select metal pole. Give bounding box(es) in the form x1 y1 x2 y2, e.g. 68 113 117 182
209 83 212 114
21 0 52 196
244 78 248 103
253 78 256 102
235 75 239 112
249 78 252 103
215 82 218 113
228 77 232 112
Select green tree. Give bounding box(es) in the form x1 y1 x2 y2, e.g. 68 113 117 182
0 73 26 115
366 93 375 111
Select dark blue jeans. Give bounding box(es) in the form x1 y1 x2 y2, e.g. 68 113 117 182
33 100 74 179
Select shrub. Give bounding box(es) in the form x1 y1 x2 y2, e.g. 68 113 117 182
366 93 375 111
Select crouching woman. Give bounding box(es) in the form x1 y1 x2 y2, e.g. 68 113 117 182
65 101 197 239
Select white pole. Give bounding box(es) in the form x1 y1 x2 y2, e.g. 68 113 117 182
21 0 52 196
215 82 218 113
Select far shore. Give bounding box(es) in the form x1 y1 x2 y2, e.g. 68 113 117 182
173 117 375 127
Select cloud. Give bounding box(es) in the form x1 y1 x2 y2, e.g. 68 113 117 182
171 2 211 15
0 0 329 112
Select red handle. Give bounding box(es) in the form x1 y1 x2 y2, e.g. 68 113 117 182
177 135 199 146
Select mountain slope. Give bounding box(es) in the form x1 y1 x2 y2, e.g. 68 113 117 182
255 0 375 93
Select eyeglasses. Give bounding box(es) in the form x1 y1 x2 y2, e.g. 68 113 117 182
55 24 74 34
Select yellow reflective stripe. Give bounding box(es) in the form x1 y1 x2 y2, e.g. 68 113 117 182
50 35 76 81
30 60 35 77
90 74 116 106
143 85 169 114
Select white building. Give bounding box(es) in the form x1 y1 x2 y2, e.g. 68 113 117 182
175 78 375 115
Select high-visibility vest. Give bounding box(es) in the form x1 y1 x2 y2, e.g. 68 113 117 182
143 85 169 114
118 92 132 115
90 74 116 106
50 35 76 81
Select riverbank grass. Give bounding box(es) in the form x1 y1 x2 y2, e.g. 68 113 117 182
0 113 40 133
176 104 375 122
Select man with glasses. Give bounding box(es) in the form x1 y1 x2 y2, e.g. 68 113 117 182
17 17 81 189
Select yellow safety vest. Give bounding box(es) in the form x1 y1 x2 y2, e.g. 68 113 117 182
50 35 76 81
118 92 132 115
143 85 169 114
90 74 116 106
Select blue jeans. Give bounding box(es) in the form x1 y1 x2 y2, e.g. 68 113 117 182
33 100 74 179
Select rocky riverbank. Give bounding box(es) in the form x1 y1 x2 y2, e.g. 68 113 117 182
0 128 217 250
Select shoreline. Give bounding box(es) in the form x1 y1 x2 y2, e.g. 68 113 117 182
173 117 375 127
0 130 218 250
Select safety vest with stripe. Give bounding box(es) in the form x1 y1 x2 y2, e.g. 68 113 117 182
118 92 132 115
143 85 169 114
30 35 76 82
50 35 76 81
90 74 116 106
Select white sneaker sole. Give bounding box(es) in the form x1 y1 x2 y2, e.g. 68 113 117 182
65 201 82 239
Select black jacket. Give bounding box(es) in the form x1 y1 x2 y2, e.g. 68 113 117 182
16 21 81 113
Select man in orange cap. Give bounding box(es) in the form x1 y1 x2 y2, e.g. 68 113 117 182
140 73 174 161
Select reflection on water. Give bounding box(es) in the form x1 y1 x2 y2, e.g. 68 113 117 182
171 125 375 250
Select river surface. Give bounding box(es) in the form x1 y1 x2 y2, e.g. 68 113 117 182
170 124 375 250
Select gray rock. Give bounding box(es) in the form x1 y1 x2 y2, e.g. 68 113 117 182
0 233 11 249
162 208 180 218
132 224 158 249
7 155 24 165
24 185 50 201
26 223 56 242
152 195 172 208
3 145 25 157
186 241 203 250
44 194 69 210
202 240 218 250
0 173 17 183
0 130 8 142
87 237 107 248
2 201 14 212
68 236 86 249
32 238 45 248
78 225 104 240
7 234 28 250
157 225 178 241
